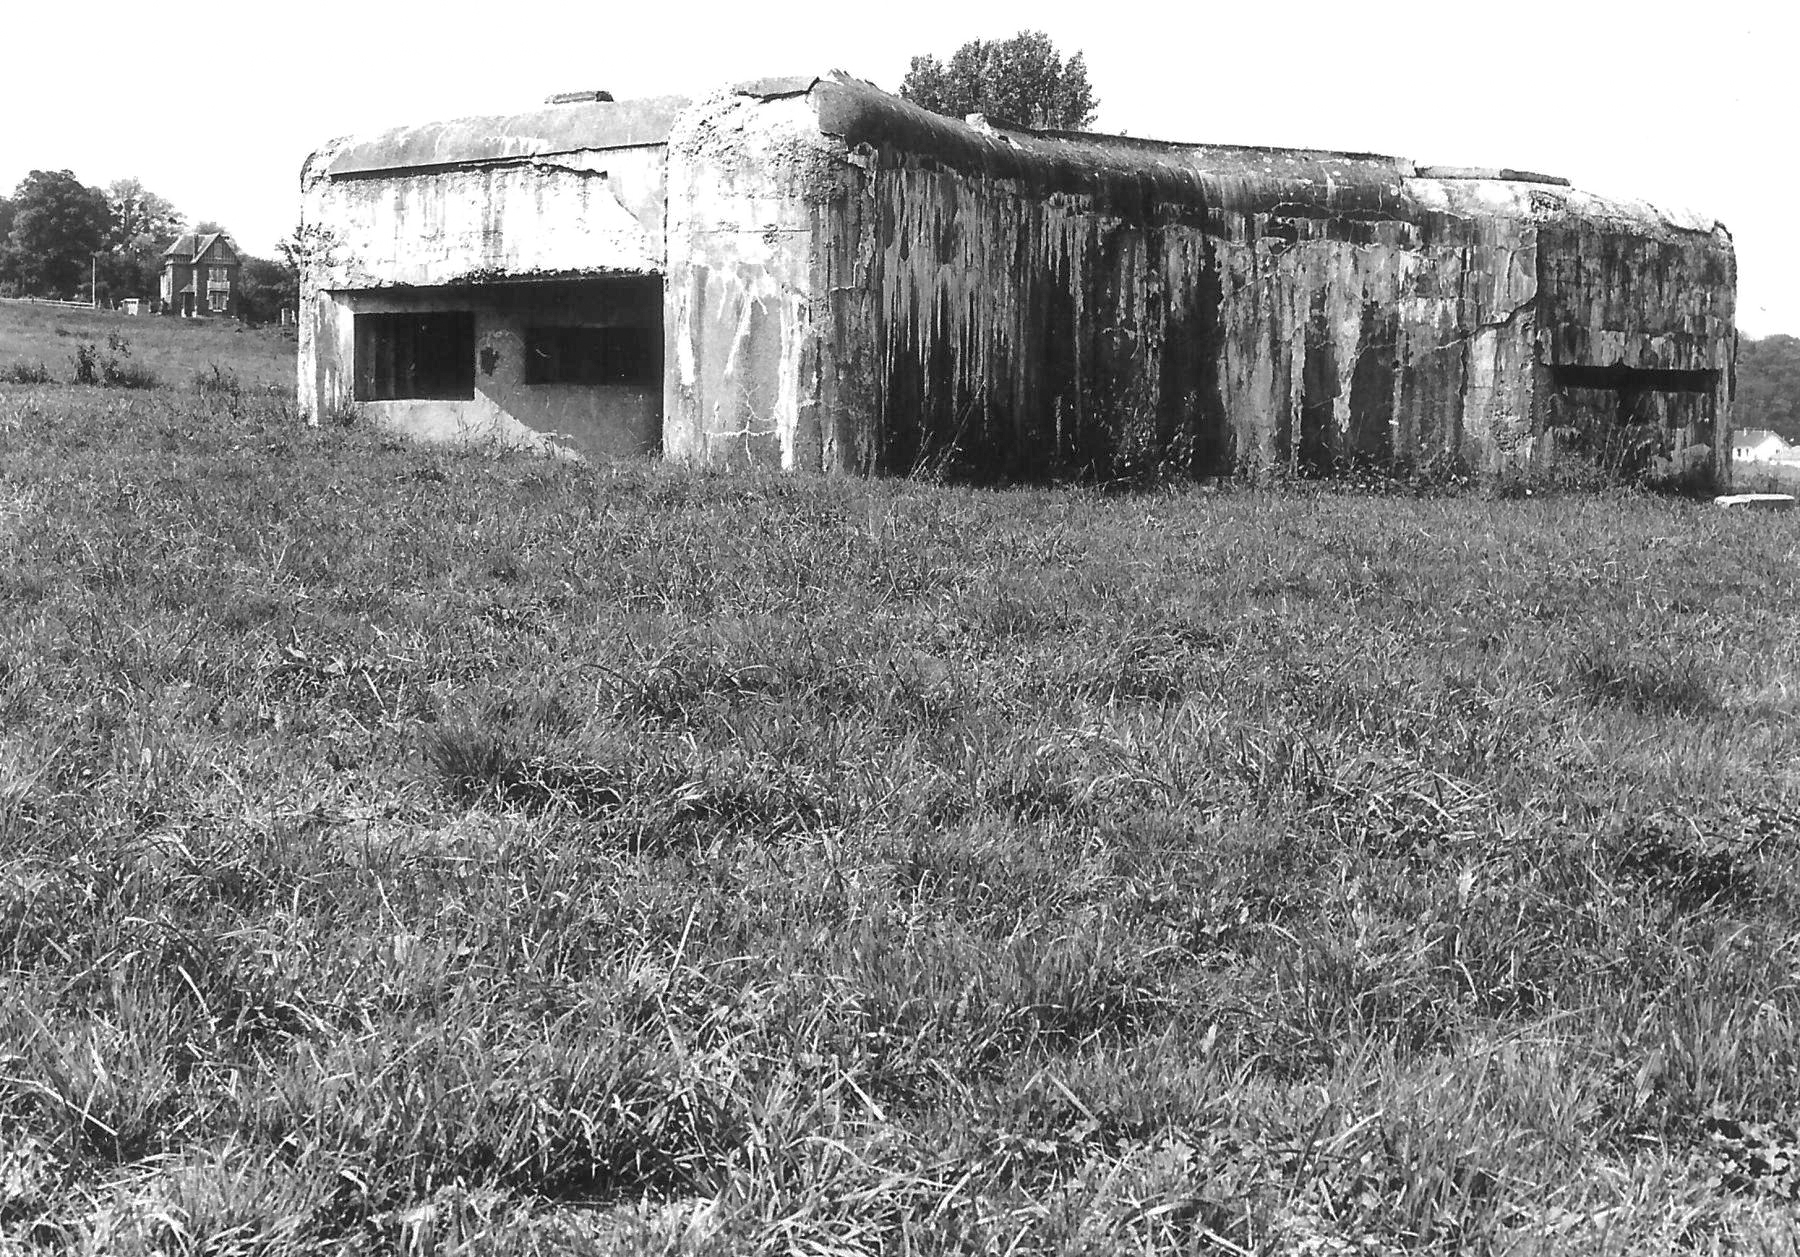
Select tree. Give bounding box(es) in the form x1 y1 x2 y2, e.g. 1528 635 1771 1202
1738 334 1800 445
235 254 298 324
0 196 12 294
899 31 1097 131
97 177 184 304
2 170 110 298
278 222 341 285
106 177 182 250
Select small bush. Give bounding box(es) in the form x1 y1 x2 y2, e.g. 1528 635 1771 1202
69 336 158 389
102 361 158 390
1 361 52 384
194 363 241 397
100 334 156 389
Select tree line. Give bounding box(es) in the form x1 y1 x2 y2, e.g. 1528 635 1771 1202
1738 335 1800 444
0 170 295 322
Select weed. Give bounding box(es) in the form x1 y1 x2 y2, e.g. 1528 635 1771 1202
194 363 242 398
70 342 98 384
70 335 157 389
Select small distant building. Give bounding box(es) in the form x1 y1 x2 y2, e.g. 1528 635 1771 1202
297 73 1737 486
161 231 240 318
119 298 146 316
1732 429 1793 463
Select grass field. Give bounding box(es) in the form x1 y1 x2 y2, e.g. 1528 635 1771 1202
0 303 295 394
4 310 1800 1253
1734 460 1800 496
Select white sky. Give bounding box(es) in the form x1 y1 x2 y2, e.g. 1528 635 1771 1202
4 0 1792 336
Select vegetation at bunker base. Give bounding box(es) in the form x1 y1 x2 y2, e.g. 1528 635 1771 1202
4 322 1800 1253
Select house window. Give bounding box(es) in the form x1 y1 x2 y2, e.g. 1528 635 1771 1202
354 312 475 401
208 266 229 287
208 290 228 312
524 325 658 386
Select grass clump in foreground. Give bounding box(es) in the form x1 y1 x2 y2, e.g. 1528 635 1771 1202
4 372 1800 1252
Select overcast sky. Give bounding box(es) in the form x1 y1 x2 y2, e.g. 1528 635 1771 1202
5 0 1790 336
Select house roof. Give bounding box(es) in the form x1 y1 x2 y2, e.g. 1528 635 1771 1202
1735 429 1784 446
163 231 238 264
321 95 692 178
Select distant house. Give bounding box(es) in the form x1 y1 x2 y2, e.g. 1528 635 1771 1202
160 231 240 317
1733 428 1793 463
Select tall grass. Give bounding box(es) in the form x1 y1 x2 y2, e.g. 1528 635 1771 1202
3 325 1800 1251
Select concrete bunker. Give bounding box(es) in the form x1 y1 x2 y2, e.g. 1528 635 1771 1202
299 74 1737 487
299 94 683 459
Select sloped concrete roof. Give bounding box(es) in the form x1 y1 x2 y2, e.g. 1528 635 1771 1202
312 72 1725 240
324 95 692 177
725 72 1724 238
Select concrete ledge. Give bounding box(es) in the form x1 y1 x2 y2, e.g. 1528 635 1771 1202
1714 493 1797 510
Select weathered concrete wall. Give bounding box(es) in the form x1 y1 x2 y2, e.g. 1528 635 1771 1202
309 281 660 459
663 91 847 470
664 77 1736 486
1532 201 1735 480
298 102 675 454
304 147 667 291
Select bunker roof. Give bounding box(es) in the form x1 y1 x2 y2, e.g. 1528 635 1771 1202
311 72 1725 239
323 94 692 178
728 73 1726 239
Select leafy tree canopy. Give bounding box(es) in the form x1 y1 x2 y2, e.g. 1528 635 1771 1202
92 178 187 305
106 178 183 251
899 30 1097 131
3 170 110 297
1738 334 1800 444
236 253 298 324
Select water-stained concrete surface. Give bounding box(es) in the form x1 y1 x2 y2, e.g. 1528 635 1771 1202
303 75 1736 486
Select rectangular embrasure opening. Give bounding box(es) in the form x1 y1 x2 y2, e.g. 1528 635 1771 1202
1550 364 1718 393
354 311 475 401
524 325 659 386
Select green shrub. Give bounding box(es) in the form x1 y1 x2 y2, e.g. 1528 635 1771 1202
0 361 51 384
